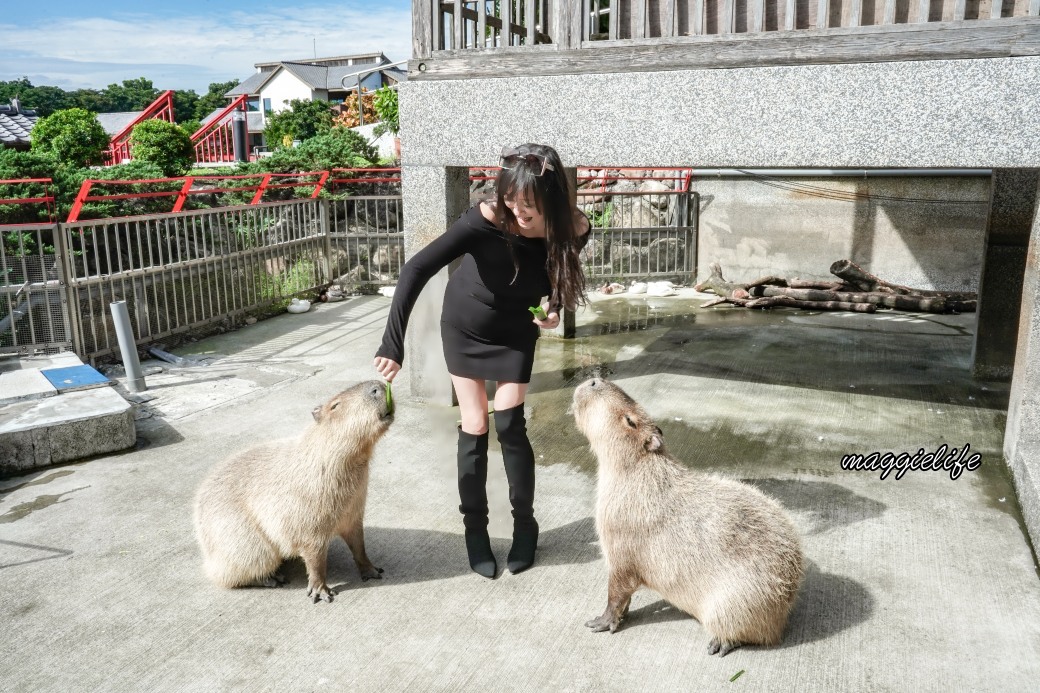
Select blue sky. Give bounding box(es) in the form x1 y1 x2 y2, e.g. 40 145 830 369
0 1 412 93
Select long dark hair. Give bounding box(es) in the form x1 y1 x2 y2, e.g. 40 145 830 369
495 143 587 311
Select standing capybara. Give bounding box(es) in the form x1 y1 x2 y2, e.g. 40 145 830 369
193 381 393 603
572 377 804 655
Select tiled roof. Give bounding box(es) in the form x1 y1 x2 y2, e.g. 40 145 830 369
225 53 406 97
0 104 38 148
96 111 141 136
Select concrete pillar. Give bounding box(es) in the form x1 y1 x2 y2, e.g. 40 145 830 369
973 170 1039 380
401 164 470 404
1004 173 1040 551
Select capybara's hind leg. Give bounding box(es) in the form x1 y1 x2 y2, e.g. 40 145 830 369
248 571 287 588
341 523 384 581
585 569 639 633
200 515 281 589
301 542 333 603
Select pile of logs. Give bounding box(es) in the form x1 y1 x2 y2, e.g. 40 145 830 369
694 260 977 314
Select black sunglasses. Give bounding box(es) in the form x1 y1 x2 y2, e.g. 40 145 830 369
500 147 555 177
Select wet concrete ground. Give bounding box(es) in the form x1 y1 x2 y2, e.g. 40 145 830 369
1 292 1038 691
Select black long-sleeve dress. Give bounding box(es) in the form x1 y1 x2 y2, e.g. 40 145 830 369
376 204 580 383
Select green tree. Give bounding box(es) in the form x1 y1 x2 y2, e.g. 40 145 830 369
173 89 200 124
30 108 110 168
70 88 116 113
130 119 194 177
372 86 399 137
194 80 240 121
0 79 73 116
102 77 160 111
264 99 334 150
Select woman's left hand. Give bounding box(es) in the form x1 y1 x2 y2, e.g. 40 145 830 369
532 304 560 330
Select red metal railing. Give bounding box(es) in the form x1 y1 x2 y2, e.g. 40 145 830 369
0 178 55 224
191 94 250 165
470 166 694 194
66 171 335 222
102 91 177 167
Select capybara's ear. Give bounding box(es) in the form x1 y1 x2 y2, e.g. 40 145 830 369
645 425 664 452
311 405 323 423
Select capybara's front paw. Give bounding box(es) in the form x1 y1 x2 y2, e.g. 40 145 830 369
584 613 620 633
360 566 385 582
707 637 737 657
307 583 334 603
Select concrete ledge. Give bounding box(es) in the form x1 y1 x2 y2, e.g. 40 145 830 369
0 388 136 474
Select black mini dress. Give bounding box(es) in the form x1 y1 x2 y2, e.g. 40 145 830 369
376 205 557 383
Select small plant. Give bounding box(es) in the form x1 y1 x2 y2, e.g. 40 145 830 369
372 86 399 138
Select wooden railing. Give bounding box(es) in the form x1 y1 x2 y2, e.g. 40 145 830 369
414 0 1040 55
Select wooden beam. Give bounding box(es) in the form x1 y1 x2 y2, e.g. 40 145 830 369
478 1 487 49
847 0 862 27
410 18 1040 79
503 0 512 47
953 0 966 20
692 0 705 35
608 0 619 40
883 0 897 25
413 0 434 58
634 0 647 39
551 0 583 48
453 0 463 49
752 0 765 33
722 0 736 34
1031 0 1040 17
918 0 931 23
991 0 1004 18
526 0 535 45
662 0 676 38
785 0 796 31
817 0 829 29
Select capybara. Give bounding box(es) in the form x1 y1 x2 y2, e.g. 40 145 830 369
572 377 804 655
193 381 393 603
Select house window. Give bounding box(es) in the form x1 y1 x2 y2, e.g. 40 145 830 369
263 98 272 114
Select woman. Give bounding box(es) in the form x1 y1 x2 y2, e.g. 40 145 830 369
373 143 590 578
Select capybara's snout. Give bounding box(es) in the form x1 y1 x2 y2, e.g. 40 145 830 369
312 380 393 426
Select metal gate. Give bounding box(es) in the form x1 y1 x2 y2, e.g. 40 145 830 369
0 223 73 356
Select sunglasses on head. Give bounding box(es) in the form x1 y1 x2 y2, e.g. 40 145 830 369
500 147 555 177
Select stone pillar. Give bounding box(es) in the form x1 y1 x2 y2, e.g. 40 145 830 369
401 164 471 404
1004 173 1040 551
973 170 1039 380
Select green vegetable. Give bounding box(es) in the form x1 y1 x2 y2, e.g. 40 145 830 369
729 670 745 682
529 305 548 320
385 381 393 413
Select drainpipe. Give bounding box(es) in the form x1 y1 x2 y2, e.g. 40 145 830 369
110 301 146 393
232 106 248 163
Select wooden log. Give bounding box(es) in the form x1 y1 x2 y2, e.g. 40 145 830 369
829 259 977 301
693 261 752 298
743 296 877 312
755 286 956 312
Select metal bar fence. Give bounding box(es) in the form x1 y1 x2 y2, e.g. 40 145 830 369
61 199 327 361
0 223 73 356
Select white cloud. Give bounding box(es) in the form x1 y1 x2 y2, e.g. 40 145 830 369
0 4 412 92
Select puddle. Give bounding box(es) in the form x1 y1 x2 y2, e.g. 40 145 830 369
0 486 90 524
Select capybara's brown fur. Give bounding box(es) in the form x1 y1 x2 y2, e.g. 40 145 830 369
572 377 804 655
193 381 393 602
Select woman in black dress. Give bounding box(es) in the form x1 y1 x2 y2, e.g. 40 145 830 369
373 143 590 578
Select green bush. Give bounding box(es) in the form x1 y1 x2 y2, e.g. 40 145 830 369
130 119 195 177
264 99 335 150
0 149 58 224
30 108 110 168
372 86 399 138
251 126 378 178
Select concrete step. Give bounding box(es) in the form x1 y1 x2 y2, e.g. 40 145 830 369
0 354 136 474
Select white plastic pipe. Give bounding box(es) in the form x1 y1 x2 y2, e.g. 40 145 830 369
110 301 146 393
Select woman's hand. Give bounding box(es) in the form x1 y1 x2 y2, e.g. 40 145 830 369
373 356 401 382
532 303 561 330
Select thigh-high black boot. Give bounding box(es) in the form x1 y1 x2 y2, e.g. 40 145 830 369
457 427 496 578
494 403 538 574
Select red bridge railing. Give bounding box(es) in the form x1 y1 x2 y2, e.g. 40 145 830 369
102 91 176 167
191 94 250 165
0 178 55 225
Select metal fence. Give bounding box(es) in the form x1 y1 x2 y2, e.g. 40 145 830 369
0 223 73 356
61 199 328 361
3 169 698 361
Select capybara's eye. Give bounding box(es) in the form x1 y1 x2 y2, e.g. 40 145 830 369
330 401 340 410
624 414 637 429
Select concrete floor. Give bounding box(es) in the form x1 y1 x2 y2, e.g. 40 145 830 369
1 292 1038 692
